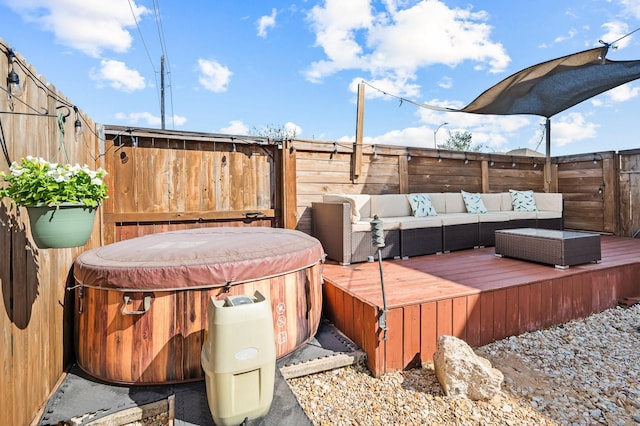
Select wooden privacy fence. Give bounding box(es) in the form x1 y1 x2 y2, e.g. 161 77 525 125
290 139 626 237
100 126 296 244
0 38 102 426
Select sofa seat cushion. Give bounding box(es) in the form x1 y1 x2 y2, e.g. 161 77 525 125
440 213 479 226
352 218 400 232
477 212 511 223
505 210 537 220
399 216 442 230
536 210 563 219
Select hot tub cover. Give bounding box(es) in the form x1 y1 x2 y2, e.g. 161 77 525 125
74 227 324 291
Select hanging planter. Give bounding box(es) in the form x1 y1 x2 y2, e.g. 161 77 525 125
0 156 108 249
26 203 98 249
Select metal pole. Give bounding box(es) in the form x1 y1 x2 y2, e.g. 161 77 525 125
370 215 388 341
434 122 448 149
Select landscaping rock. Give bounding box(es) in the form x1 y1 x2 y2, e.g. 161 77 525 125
433 335 504 400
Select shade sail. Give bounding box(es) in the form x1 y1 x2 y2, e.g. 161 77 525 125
459 47 640 118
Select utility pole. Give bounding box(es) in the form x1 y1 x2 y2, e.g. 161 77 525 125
161 55 165 130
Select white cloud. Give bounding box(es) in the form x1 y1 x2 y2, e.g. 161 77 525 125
5 0 150 57
257 8 277 38
220 120 250 135
305 0 509 88
90 60 145 92
284 121 302 137
620 0 640 20
551 112 598 147
197 59 233 92
601 21 630 49
438 77 453 89
606 83 640 102
114 112 187 127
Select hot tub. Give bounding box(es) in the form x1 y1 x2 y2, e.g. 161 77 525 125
73 227 324 385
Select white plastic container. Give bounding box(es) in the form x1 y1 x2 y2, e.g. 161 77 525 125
201 291 276 426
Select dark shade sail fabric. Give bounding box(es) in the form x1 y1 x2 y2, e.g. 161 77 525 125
459 47 640 118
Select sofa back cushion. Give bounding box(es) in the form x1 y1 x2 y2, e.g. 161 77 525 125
500 192 513 211
481 193 503 212
427 193 446 213
534 192 563 212
371 194 412 217
445 192 467 214
323 194 371 223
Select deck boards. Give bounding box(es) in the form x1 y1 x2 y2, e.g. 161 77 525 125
321 235 640 377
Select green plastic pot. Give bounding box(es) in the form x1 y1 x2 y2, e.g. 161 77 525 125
25 203 98 249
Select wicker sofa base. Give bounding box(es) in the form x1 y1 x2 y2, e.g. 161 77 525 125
495 228 601 269
351 230 401 263
400 227 443 257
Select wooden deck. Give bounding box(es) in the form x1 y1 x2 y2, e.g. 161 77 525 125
321 235 640 377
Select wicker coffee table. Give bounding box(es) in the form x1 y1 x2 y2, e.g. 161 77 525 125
495 228 601 269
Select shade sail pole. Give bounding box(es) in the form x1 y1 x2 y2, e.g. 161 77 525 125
352 82 365 183
545 118 552 192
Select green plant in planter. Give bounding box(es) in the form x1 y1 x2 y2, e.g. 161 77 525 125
0 156 108 207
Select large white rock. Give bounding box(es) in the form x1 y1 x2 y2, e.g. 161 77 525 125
433 335 504 400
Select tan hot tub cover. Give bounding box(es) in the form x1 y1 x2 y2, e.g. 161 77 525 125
74 227 325 291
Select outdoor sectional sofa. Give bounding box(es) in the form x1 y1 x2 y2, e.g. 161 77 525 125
311 191 563 265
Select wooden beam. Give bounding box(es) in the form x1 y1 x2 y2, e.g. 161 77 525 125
104 209 276 223
352 82 365 182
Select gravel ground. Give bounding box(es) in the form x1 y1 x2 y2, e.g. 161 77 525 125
287 304 640 425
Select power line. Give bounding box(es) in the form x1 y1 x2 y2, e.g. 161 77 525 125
127 0 161 110
153 0 175 129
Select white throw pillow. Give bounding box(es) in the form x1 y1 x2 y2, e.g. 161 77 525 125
461 190 488 214
509 189 538 212
407 193 438 217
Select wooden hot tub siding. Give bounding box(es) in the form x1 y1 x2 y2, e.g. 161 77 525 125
74 263 323 385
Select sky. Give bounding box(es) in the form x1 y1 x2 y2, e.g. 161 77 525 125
2 0 640 156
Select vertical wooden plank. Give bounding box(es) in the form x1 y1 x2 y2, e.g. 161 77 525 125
361 302 382 377
479 292 494 346
559 277 573 323
398 154 409 195
341 291 355 341
505 287 519 338
529 282 542 331
352 297 365 350
518 285 530 333
540 280 554 328
420 302 437 363
466 294 481 347
436 299 453 339
333 288 346 334
322 282 336 324
383 308 404 374
492 289 507 341
402 304 421 369
571 275 585 319
451 296 467 341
